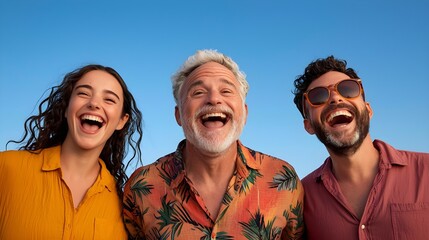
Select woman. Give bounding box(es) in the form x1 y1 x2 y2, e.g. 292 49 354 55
0 64 143 239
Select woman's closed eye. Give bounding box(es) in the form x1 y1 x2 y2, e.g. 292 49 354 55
104 97 117 104
77 91 90 97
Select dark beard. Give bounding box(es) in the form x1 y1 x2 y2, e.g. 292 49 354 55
312 104 370 156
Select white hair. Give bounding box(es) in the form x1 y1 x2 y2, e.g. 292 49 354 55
171 49 249 106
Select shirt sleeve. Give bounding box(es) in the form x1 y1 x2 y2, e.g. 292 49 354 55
281 168 305 240
123 170 145 240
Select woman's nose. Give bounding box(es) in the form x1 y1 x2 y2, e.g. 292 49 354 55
87 97 101 109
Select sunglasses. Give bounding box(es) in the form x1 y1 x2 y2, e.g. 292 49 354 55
303 79 363 108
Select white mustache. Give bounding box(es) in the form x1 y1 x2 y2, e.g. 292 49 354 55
195 105 233 118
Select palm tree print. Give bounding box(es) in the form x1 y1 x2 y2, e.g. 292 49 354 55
154 195 236 239
155 195 202 239
269 165 298 191
241 169 262 193
198 230 234 240
123 141 305 239
130 168 154 199
239 209 282 240
283 202 304 240
158 160 193 203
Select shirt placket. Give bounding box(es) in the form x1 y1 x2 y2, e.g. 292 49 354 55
211 173 240 238
358 165 387 240
61 178 74 240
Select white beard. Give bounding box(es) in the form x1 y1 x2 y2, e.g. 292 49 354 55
180 105 246 154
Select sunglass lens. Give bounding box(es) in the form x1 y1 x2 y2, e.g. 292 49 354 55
338 80 360 98
307 87 329 105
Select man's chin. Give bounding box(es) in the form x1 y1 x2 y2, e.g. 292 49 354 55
193 135 238 154
324 133 365 156
196 140 230 154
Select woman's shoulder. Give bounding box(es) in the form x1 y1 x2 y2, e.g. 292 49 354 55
0 147 58 167
1 149 32 158
0 147 54 158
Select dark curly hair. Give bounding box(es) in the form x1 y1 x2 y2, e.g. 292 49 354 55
293 55 361 118
8 64 143 198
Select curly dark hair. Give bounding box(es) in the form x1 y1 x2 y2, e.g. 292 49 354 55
8 64 143 197
292 55 361 118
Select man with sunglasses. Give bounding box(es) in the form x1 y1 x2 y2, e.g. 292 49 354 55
292 55 429 240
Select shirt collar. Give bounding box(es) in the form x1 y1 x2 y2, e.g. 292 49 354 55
41 145 115 192
373 139 408 167
170 139 261 189
313 139 408 182
41 145 62 171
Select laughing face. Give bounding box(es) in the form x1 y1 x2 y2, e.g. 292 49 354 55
175 62 248 155
304 71 372 155
64 70 129 152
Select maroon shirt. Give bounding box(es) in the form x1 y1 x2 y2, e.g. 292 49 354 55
302 140 429 240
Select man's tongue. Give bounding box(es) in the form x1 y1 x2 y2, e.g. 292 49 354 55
203 120 224 128
329 115 352 128
82 122 100 133
331 122 347 128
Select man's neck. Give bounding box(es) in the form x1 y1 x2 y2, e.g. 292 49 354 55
182 141 238 220
328 136 380 219
329 136 379 183
60 137 102 177
183 141 237 182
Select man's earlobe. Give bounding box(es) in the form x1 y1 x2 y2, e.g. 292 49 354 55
304 118 315 135
175 106 182 126
366 102 374 119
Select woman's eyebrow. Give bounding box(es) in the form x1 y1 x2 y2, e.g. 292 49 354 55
104 89 121 100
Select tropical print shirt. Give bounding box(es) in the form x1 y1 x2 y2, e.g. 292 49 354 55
123 140 304 240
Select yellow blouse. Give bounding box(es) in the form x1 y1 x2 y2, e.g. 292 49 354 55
0 146 127 240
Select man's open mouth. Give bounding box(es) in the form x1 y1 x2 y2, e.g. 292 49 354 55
201 112 229 127
326 110 353 127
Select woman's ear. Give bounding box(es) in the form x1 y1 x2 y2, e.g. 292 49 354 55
115 113 130 130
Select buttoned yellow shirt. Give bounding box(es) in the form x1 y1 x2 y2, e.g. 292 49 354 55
0 146 127 239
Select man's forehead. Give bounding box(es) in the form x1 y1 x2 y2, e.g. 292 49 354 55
186 62 236 83
310 71 350 88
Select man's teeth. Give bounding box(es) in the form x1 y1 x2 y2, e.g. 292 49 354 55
327 110 351 122
202 112 226 120
81 115 103 123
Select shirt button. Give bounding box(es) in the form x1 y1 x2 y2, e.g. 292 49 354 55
361 224 365 230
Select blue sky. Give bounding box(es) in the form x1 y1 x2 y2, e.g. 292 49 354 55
1 1 428 178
